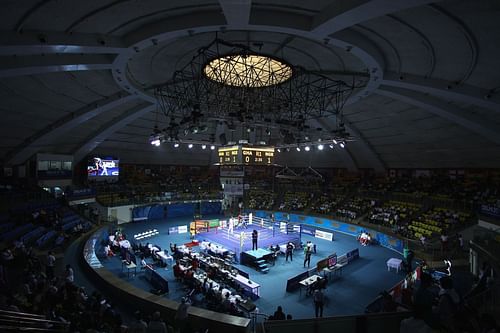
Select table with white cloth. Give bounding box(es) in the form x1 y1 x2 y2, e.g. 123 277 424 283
156 251 174 266
299 274 323 296
387 258 403 272
231 273 261 297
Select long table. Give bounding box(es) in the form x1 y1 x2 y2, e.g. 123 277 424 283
232 273 261 297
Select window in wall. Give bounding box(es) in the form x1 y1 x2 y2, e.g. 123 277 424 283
49 161 61 170
62 161 72 170
38 161 49 171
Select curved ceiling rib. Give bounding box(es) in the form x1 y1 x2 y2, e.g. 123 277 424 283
427 4 478 84
386 14 436 78
6 93 138 165
218 0 251 27
311 0 441 36
65 0 133 33
382 72 500 113
0 31 126 55
0 64 113 79
73 103 155 163
354 24 402 74
15 0 55 32
376 87 500 145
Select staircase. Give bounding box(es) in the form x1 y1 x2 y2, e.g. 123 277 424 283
255 259 269 273
0 309 69 332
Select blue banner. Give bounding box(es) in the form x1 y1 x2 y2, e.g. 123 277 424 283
252 210 404 254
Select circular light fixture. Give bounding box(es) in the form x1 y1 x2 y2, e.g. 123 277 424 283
210 145 215 150
296 146 301 152
305 146 310 152
174 143 179 148
339 142 345 148
201 144 207 150
188 143 193 149
318 144 324 150
204 54 293 87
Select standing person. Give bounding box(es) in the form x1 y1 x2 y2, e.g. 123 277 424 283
65 264 74 284
285 242 294 262
175 298 190 333
252 230 258 250
303 244 312 268
46 251 56 280
406 249 414 273
273 306 286 320
441 232 448 253
313 288 325 318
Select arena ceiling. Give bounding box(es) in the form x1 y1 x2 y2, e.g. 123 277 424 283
1 0 499 171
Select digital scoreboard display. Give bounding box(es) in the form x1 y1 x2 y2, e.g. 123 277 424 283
218 146 275 165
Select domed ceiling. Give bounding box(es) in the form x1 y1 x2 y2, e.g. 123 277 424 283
1 0 499 170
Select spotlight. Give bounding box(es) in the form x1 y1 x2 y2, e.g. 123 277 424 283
188 143 193 149
174 143 179 148
318 144 324 150
305 146 310 152
333 139 338 145
210 145 215 150
150 139 160 146
277 148 281 152
201 144 207 150
339 141 345 148
296 146 301 152
329 144 334 149
286 148 290 152
246 127 251 133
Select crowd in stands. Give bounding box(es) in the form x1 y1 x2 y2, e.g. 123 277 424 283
335 197 370 221
89 164 222 206
247 190 275 210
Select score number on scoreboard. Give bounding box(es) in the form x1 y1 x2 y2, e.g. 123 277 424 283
218 146 275 165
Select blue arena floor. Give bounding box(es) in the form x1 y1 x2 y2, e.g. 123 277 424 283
99 216 407 319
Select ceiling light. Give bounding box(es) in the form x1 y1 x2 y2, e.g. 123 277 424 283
201 144 207 150
329 144 334 149
339 142 345 148
188 143 193 149
150 139 160 146
210 145 215 150
265 128 271 136
333 139 338 145
174 143 179 148
277 148 281 152
296 146 301 152
318 144 324 150
204 54 292 88
305 146 310 152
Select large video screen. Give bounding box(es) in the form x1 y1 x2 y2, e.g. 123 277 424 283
87 157 119 177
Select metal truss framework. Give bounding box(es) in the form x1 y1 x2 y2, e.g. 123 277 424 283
155 39 365 140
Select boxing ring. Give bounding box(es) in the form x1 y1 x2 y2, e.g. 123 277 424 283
194 214 301 260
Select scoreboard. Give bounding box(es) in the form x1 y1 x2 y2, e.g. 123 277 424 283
218 146 275 165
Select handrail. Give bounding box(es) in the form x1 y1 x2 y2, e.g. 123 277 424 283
0 317 68 326
0 310 45 318
0 324 66 332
